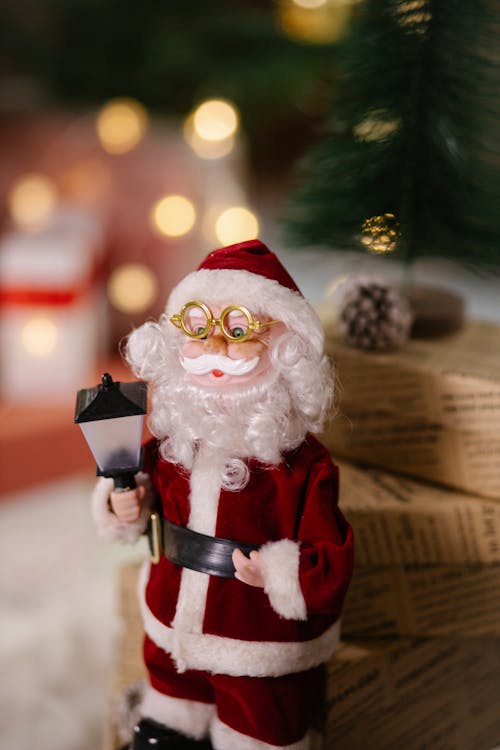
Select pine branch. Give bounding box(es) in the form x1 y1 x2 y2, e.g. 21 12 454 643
286 0 500 270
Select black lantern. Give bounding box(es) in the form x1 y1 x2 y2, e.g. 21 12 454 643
74 373 147 489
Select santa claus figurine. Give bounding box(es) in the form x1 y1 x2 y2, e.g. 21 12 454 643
92 240 354 750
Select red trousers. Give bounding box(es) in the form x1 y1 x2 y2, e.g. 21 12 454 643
144 635 323 748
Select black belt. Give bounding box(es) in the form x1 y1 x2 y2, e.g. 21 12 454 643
148 513 260 579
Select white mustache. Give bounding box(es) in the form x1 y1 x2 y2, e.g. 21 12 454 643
180 353 260 376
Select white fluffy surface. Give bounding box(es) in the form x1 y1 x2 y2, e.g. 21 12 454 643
0 475 147 750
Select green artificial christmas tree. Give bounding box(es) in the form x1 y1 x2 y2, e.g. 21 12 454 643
287 0 500 271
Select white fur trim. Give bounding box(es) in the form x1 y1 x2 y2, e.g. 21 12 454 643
171 445 224 661
187 443 224 535
211 716 311 750
166 268 324 357
91 473 153 544
259 540 307 621
138 562 341 677
170 569 210 673
140 685 214 740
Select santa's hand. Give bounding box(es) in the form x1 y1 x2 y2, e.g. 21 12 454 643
233 548 265 588
110 485 146 523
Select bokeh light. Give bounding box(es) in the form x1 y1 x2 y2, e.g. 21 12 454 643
107 263 158 314
60 158 113 203
96 98 148 155
151 195 197 237
202 204 228 243
8 174 57 230
183 114 236 160
277 0 352 43
293 0 327 8
21 317 58 356
192 99 239 143
215 207 259 246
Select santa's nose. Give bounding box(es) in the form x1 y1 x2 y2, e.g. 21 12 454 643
204 332 227 354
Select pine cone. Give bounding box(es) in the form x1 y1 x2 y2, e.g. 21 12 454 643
334 275 413 351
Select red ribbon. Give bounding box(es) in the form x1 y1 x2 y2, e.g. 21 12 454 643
0 287 86 306
0 258 103 307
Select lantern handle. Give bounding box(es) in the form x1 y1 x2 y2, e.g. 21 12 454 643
112 472 137 491
101 372 114 389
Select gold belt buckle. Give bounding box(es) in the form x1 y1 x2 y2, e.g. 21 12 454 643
149 512 163 564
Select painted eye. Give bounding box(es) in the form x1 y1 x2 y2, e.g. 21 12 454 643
231 326 246 339
195 327 208 339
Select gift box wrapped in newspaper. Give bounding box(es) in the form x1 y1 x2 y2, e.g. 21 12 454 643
343 562 500 639
338 460 500 638
319 313 500 501
326 636 500 750
338 460 500 567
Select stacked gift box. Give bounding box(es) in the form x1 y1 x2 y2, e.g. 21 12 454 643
319 315 500 500
337 460 500 638
320 314 500 747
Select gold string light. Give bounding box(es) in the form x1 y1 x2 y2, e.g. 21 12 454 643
395 0 432 33
354 110 402 143
361 213 400 254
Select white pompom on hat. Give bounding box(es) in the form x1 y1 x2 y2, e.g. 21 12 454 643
166 240 325 355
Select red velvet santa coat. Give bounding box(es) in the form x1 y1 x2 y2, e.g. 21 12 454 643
136 434 354 679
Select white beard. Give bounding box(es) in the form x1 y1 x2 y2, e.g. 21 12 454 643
126 322 333 491
149 369 302 489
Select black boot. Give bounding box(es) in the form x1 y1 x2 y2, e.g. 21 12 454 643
125 717 212 749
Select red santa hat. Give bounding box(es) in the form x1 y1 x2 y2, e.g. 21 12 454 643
166 240 325 355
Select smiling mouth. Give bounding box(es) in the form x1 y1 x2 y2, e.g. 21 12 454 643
211 369 224 378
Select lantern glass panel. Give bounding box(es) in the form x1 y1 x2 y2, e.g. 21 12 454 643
79 414 144 474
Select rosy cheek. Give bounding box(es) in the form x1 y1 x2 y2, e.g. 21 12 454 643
226 340 264 359
182 340 205 358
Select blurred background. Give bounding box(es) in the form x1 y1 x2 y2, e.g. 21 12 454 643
1 1 500 748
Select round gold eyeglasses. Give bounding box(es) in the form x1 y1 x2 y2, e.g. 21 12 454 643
170 301 281 343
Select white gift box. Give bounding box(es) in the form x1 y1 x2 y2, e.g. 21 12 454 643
0 209 105 403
